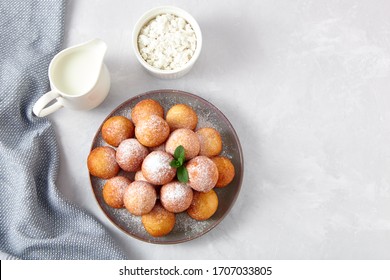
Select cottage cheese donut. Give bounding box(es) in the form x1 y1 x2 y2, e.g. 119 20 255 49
102 116 134 147
142 151 176 185
148 143 165 152
160 181 193 213
135 171 162 195
134 170 149 182
166 104 198 131
186 156 218 192
211 156 235 188
196 127 223 157
135 115 170 147
142 202 176 237
123 181 157 216
131 99 164 126
116 138 149 172
87 146 120 179
187 189 218 221
165 128 200 160
102 176 131 208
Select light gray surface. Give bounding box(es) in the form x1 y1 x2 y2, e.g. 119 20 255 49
52 0 390 259
0 0 125 260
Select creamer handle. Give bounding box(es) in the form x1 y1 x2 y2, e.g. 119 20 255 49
33 91 64 117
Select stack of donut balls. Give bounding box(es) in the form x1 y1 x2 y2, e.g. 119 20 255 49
87 99 235 237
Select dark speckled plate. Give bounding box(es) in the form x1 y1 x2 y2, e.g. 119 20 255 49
89 89 243 244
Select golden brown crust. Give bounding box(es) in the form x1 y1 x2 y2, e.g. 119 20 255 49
102 116 134 147
115 138 149 172
87 146 120 179
166 104 198 131
196 127 223 157
211 156 235 188
186 156 218 192
141 202 176 237
165 128 200 160
102 176 131 208
135 115 170 147
131 99 164 125
142 151 176 185
123 181 156 216
160 181 193 213
187 190 218 221
134 170 148 182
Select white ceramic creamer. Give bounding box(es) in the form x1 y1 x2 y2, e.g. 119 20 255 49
33 39 110 117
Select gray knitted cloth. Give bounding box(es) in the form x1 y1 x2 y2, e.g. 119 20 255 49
0 0 126 259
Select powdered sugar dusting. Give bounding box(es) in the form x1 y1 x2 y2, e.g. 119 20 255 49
107 176 131 189
124 181 156 215
134 170 148 182
165 128 200 160
149 143 165 152
175 213 210 235
116 138 148 172
160 181 193 212
102 177 130 208
186 156 218 192
141 114 165 130
135 115 169 147
105 116 132 133
142 151 176 185
115 209 145 234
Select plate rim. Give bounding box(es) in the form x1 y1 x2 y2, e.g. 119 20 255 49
89 89 244 244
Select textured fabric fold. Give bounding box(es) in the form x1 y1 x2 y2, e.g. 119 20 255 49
0 0 126 260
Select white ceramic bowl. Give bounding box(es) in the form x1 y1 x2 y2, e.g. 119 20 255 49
132 6 202 79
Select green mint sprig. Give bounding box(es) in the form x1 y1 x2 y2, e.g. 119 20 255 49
169 145 189 183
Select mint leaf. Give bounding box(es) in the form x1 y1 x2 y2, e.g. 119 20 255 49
178 156 184 165
174 145 185 161
171 145 188 183
177 166 189 183
170 159 181 168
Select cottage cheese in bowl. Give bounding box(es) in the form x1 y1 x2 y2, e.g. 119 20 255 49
133 6 202 79
138 13 197 71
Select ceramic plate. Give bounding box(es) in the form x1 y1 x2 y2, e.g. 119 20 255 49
89 89 243 244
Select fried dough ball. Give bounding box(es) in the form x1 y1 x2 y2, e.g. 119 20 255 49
211 156 235 188
134 170 149 182
148 143 165 152
142 151 176 185
187 189 218 221
186 156 218 192
87 146 120 179
116 139 149 172
160 181 193 213
135 171 162 194
137 144 165 186
165 128 200 160
142 202 176 237
131 99 164 126
123 181 156 216
101 116 134 147
135 115 170 147
166 104 198 131
102 176 131 208
196 127 223 157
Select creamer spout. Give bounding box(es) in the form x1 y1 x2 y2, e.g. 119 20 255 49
85 38 107 58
